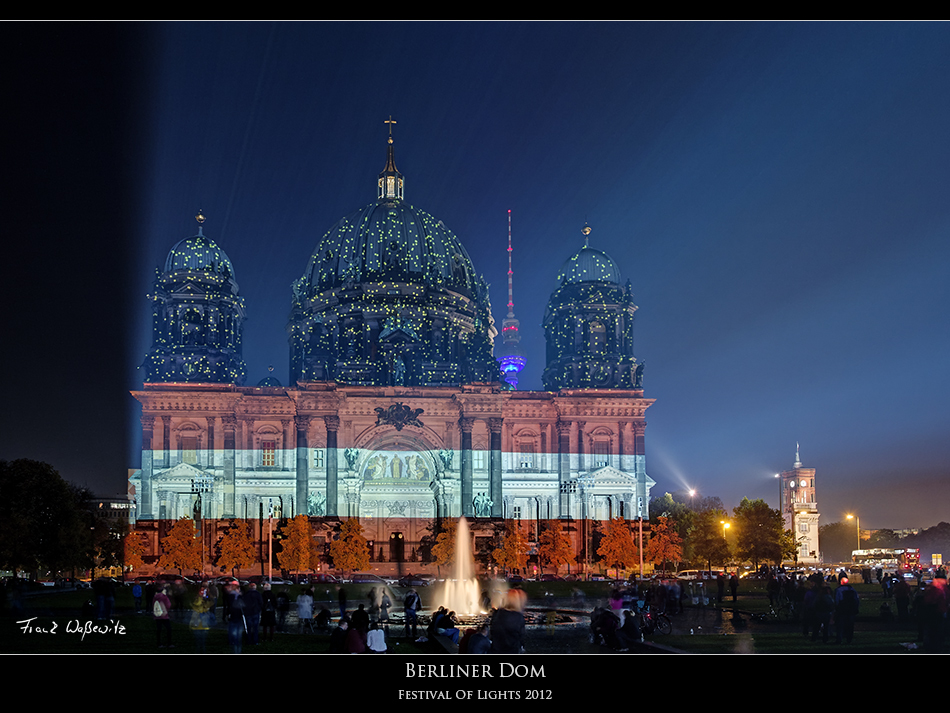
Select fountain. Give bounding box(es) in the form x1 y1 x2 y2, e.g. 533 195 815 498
437 517 484 616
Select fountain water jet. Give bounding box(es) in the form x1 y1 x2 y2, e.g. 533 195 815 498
437 517 483 616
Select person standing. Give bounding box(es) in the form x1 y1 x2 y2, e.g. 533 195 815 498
190 585 213 653
491 589 526 654
404 588 421 639
834 577 860 644
261 582 277 642
379 588 392 633
244 582 263 646
729 572 739 602
276 587 290 632
132 581 144 614
153 584 173 649
226 579 246 654
297 588 314 633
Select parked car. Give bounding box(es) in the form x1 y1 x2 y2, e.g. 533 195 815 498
349 573 389 585
398 574 435 587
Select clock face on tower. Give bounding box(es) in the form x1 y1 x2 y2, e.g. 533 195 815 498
800 479 807 488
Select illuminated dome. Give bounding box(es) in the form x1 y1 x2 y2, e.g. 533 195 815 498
557 246 622 286
300 201 481 298
542 226 638 391
142 216 246 385
163 234 235 280
288 132 499 387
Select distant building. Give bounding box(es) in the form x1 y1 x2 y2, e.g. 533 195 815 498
779 444 820 565
88 495 135 528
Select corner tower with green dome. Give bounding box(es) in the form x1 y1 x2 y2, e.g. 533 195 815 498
142 212 247 385
288 129 500 387
542 225 640 391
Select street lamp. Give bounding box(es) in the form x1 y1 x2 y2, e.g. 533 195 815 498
721 521 730 572
846 513 860 552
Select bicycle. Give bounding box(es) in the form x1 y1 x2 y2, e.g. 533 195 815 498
637 604 672 635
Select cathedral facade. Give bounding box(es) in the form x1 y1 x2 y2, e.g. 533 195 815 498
131 132 654 573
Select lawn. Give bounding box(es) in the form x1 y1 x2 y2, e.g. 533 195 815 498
0 577 930 655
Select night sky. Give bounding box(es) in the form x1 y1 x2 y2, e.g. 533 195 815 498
3 22 948 531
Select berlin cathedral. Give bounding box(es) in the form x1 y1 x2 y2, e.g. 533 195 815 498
131 129 655 572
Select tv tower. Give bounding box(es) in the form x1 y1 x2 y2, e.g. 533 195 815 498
496 209 526 388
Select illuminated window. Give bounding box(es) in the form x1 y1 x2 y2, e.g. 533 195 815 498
313 449 325 468
519 444 534 469
261 441 275 467
473 451 486 471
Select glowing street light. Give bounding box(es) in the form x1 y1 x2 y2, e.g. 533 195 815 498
846 513 861 552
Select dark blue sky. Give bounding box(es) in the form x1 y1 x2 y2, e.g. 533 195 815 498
4 22 948 530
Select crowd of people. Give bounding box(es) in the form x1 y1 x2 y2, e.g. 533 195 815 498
107 562 950 654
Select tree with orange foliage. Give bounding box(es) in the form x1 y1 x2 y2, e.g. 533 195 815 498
493 520 529 575
123 530 149 571
158 517 201 574
431 519 458 574
645 515 683 574
216 519 256 576
329 518 369 576
538 520 575 574
277 515 314 574
597 517 638 577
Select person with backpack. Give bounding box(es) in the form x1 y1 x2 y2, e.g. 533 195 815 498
153 584 173 648
834 577 860 644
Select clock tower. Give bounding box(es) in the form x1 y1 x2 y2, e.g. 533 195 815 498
779 444 820 565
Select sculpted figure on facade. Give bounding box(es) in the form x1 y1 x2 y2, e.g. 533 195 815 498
308 491 326 516
364 454 387 481
474 492 493 518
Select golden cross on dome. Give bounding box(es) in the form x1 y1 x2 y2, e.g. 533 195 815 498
385 116 396 143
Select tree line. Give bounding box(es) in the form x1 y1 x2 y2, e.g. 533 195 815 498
1 459 802 580
820 520 950 564
0 460 124 579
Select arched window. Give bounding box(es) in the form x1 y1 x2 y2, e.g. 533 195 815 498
590 320 606 354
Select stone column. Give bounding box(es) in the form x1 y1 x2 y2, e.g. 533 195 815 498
295 416 311 518
488 417 503 518
459 417 474 518
140 416 154 519
617 420 625 470
161 415 171 468
222 414 236 518
632 421 645 457
324 415 339 517
621 493 633 521
244 418 254 470
205 416 215 469
281 419 292 470
557 420 572 518
576 420 586 472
